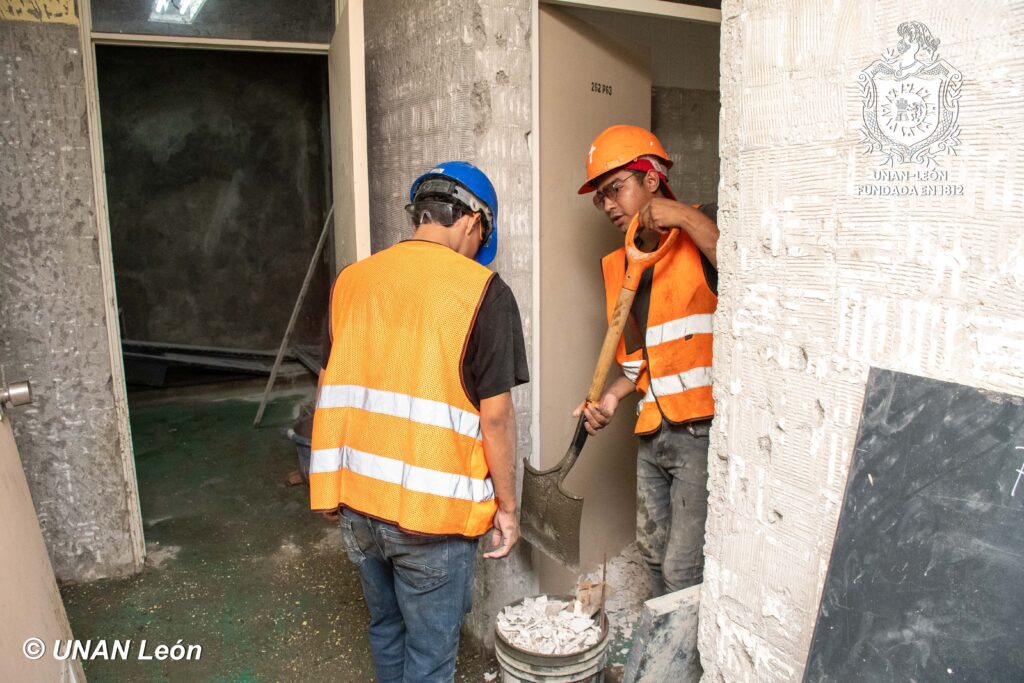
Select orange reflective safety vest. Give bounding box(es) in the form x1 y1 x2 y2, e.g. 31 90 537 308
309 241 497 537
601 229 717 435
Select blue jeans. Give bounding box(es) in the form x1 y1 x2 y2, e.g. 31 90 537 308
339 508 478 683
636 420 710 597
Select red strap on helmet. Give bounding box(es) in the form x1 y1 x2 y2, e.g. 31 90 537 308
621 157 677 200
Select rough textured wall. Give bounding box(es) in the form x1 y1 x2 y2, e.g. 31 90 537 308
364 0 534 645
652 86 720 204
0 19 141 580
703 1 1024 680
96 46 330 350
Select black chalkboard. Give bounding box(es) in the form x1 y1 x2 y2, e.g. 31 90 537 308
805 368 1024 682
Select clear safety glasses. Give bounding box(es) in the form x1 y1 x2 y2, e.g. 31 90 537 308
592 171 643 207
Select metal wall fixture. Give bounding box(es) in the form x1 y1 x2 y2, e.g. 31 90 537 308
0 366 33 420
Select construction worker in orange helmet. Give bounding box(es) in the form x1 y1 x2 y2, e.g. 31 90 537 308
573 124 720 597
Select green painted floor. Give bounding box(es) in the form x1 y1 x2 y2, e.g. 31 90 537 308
61 390 493 682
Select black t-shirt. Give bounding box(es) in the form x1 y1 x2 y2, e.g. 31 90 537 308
626 203 718 351
461 275 530 407
321 264 529 410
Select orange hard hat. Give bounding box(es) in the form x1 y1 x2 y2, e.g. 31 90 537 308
578 125 673 194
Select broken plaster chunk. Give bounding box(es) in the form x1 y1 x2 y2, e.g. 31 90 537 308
496 596 603 656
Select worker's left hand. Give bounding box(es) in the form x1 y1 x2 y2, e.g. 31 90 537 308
636 197 690 235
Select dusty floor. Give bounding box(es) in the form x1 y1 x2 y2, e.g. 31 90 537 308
61 389 497 682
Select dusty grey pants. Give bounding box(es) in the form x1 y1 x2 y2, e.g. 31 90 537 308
636 419 711 597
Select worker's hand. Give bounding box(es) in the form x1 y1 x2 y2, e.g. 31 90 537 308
637 197 690 236
318 508 340 522
572 393 619 435
483 507 519 559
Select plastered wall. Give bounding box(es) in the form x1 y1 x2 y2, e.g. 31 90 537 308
363 0 535 645
703 1 1024 680
0 17 141 581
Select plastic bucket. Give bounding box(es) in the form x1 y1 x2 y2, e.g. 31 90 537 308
494 595 610 683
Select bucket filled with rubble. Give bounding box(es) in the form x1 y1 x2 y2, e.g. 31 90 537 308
494 595 610 682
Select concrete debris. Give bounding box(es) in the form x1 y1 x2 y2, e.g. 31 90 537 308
483 672 497 682
496 596 602 655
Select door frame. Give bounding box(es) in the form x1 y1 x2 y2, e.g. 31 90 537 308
528 0 722 468
77 0 357 571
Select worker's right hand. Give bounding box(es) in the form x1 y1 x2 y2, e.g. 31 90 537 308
483 507 519 559
573 393 619 435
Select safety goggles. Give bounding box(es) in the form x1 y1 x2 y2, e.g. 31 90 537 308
405 200 493 247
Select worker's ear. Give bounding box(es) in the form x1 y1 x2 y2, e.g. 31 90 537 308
643 169 660 194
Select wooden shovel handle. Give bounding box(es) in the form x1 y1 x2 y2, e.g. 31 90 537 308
587 286 638 402
586 215 679 404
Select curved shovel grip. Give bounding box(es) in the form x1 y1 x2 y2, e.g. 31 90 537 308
622 214 679 290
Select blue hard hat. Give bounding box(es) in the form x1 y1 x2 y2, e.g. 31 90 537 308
409 161 499 266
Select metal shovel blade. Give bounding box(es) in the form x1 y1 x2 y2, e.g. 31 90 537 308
519 417 588 570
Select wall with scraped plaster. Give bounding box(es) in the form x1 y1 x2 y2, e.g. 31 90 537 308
363 0 535 645
702 1 1024 680
0 16 142 581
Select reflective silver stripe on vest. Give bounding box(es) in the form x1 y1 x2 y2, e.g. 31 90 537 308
318 384 481 440
621 359 644 384
649 366 714 398
309 445 495 503
645 313 714 348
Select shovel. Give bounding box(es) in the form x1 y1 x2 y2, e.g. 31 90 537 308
521 215 679 569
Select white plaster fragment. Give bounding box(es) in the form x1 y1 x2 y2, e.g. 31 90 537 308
496 596 601 655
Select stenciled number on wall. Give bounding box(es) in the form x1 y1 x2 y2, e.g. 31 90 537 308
590 82 612 96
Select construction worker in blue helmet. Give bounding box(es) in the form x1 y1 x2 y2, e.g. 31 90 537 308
313 160 529 682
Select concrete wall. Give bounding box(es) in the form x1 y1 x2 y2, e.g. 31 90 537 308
96 46 330 350
0 16 141 581
363 0 535 645
702 1 1024 680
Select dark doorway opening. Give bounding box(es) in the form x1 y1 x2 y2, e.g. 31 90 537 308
96 45 332 393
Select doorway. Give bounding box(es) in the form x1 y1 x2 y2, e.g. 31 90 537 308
93 42 332 518
535 0 722 583
534 0 721 669
95 45 333 386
